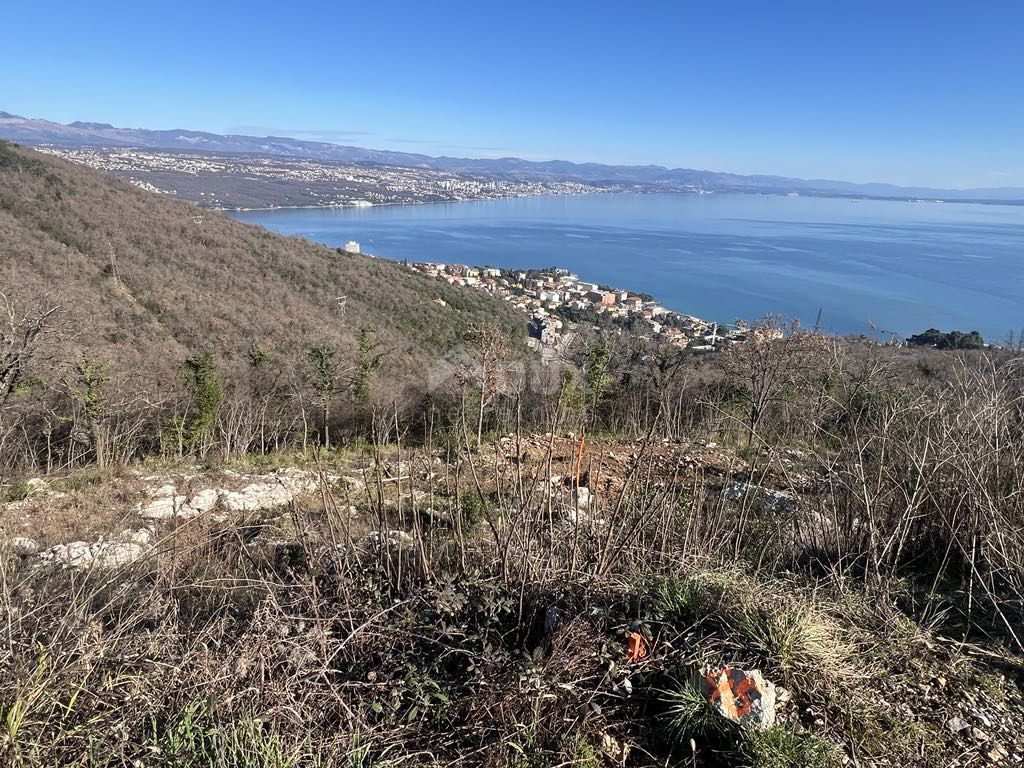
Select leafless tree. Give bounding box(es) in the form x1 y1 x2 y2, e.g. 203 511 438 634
0 293 59 410
718 314 830 445
462 322 514 448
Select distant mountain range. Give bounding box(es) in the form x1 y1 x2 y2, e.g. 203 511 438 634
2 110 1023 202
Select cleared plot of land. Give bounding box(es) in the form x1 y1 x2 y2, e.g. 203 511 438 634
2 437 1022 767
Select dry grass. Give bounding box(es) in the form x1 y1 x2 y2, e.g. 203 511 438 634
2 436 1021 768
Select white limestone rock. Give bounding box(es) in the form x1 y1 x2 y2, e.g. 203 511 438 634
723 482 798 515
39 530 152 569
41 541 94 567
362 530 416 552
93 541 147 567
182 488 222 517
4 536 40 556
118 527 153 547
139 494 188 521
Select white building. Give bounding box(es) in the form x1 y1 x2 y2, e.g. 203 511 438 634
344 240 361 254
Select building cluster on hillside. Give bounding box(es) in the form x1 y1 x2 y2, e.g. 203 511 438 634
408 263 754 352
36 147 609 209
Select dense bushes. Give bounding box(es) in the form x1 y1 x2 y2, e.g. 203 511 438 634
907 327 985 350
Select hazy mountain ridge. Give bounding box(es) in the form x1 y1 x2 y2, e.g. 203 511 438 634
3 111 1022 201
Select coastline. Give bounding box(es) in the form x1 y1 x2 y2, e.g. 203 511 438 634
227 193 1023 341
218 188 1024 214
219 188 612 213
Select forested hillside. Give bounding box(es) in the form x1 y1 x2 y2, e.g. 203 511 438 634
0 141 524 466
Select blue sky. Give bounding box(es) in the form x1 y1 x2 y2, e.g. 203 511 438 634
3 0 1022 188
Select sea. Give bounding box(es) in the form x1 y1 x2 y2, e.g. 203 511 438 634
230 193 1024 341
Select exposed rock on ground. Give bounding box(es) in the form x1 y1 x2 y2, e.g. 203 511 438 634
362 529 416 553
3 536 40 556
138 468 323 520
723 481 798 515
37 527 153 568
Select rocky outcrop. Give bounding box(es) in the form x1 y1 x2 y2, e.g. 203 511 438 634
362 529 416 553
138 469 322 521
138 484 189 520
37 528 153 569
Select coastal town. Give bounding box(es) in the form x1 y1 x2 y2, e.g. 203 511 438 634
34 146 611 209
406 260 753 354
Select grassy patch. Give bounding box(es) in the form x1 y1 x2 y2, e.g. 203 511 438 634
2 481 29 503
738 726 840 768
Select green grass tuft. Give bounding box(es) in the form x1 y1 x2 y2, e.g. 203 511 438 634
738 726 840 768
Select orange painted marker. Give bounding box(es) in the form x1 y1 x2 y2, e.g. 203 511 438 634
626 631 648 662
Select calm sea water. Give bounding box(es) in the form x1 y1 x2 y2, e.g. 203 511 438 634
231 193 1024 340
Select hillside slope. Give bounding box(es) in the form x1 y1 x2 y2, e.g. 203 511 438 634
0 141 524 393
